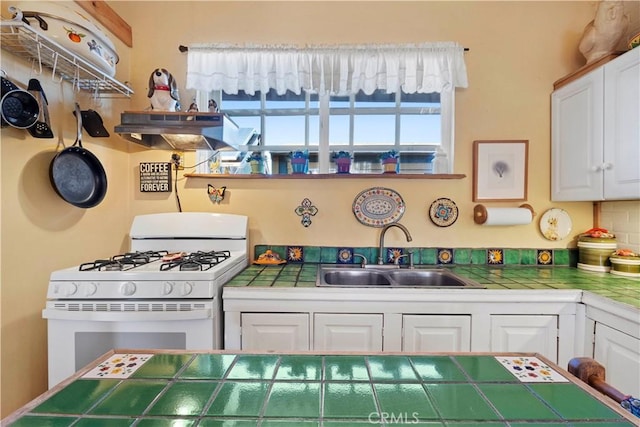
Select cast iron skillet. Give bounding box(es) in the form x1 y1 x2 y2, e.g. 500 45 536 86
49 103 107 208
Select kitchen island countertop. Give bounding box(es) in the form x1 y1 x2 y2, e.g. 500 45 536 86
3 349 638 426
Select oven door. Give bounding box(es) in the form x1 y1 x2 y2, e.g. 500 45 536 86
43 299 219 388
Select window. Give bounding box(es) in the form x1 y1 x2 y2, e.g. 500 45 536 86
197 88 450 174
187 42 467 174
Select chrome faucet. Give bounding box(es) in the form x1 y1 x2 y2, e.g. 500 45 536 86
394 251 415 269
377 223 412 265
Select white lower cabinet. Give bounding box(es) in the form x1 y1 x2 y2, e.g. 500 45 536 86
490 315 558 363
593 322 640 397
314 313 383 351
224 288 579 362
241 313 309 351
402 315 471 352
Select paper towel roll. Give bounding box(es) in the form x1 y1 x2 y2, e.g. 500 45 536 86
474 204 534 226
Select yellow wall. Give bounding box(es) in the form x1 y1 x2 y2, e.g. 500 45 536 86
0 0 136 415
117 0 611 253
1 0 638 417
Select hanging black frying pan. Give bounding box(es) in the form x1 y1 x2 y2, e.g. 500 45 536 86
49 103 107 208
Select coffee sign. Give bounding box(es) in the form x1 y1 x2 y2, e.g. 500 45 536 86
139 162 172 192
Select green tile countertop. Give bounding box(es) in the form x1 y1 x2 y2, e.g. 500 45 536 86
4 350 637 426
226 264 640 308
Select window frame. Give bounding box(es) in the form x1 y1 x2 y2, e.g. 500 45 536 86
196 88 456 174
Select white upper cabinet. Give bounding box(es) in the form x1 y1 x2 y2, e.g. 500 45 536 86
603 50 640 199
552 49 640 201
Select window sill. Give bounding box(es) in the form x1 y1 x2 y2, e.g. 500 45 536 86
184 173 466 179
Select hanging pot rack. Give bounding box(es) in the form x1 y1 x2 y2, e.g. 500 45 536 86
0 20 133 98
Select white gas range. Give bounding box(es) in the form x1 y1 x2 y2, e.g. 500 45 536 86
43 212 248 388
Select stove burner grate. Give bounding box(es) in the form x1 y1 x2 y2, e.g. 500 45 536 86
79 251 169 271
160 250 231 272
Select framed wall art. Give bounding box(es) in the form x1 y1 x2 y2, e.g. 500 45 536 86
473 140 529 202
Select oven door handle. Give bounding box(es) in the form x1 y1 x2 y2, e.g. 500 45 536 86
42 308 213 322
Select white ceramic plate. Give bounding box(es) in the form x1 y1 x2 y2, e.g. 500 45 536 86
539 208 572 241
352 187 405 227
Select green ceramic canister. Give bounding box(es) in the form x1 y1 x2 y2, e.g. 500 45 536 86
577 235 617 272
609 254 640 277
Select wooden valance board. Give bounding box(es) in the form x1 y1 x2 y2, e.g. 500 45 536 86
74 0 132 47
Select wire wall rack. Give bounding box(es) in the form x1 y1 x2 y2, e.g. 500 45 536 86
0 21 133 98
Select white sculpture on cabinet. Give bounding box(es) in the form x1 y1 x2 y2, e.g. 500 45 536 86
578 0 629 64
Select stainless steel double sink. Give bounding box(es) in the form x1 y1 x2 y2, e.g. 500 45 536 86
316 264 485 289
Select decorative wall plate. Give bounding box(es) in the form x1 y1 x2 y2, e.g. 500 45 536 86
429 198 459 227
539 208 572 241
352 187 405 227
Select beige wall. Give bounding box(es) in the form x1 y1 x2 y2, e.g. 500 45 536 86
1 0 639 418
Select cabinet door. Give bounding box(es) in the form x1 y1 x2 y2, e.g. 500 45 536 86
603 48 640 200
241 313 309 351
491 315 558 362
313 313 383 351
551 68 604 201
594 322 640 397
402 315 471 352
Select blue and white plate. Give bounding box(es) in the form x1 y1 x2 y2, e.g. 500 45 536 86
352 187 405 227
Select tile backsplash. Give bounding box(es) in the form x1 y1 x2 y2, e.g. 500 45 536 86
255 245 574 267
600 201 640 253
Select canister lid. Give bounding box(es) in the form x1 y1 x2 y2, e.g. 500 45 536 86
577 227 615 243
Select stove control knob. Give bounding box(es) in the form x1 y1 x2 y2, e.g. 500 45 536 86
180 282 194 296
63 283 78 296
83 282 98 297
162 281 175 295
120 282 136 296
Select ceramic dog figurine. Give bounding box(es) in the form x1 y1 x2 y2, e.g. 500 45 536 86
147 68 180 111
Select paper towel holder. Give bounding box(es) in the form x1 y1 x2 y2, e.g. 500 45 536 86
473 203 535 225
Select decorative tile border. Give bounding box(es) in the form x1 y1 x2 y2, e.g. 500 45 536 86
537 249 553 265
337 247 353 263
286 246 304 262
487 249 504 265
437 248 454 264
254 246 575 266
386 247 405 264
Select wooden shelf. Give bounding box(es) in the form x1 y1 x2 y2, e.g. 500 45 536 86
184 173 466 180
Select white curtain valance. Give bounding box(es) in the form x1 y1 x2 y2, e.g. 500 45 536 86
186 42 468 96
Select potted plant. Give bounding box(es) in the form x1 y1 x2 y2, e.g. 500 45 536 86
248 152 265 174
380 150 400 173
331 151 352 174
289 150 309 174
